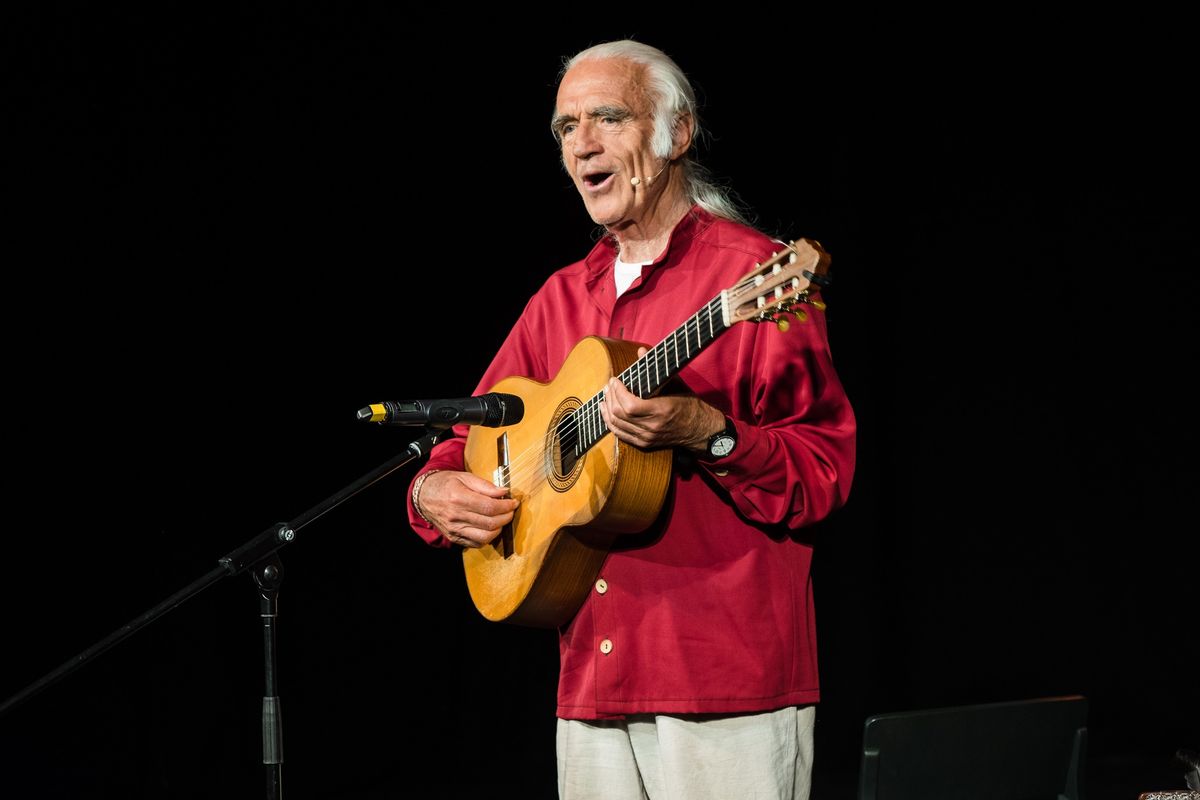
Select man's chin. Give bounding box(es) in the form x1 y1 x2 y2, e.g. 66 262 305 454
580 197 625 227
585 207 624 228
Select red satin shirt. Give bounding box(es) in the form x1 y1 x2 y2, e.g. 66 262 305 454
408 208 856 719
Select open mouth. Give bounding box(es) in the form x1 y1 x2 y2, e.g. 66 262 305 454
582 171 615 191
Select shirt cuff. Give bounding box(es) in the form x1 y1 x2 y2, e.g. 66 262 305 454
696 417 768 481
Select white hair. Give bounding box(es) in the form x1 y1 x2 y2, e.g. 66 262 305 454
558 40 751 225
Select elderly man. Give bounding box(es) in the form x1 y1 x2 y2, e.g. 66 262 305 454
407 40 855 799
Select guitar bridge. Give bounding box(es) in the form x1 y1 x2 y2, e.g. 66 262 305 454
495 432 514 558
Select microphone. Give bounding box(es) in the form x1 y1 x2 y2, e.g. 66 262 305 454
357 393 524 429
630 160 669 187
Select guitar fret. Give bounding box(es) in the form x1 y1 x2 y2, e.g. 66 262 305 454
596 398 602 443
591 399 598 451
590 398 599 446
595 396 604 446
580 401 590 454
586 406 592 452
582 292 733 456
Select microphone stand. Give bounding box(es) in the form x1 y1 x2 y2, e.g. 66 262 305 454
0 427 446 800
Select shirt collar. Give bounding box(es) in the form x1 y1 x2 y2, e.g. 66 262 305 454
583 205 716 280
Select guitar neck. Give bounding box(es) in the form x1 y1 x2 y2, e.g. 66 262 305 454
619 294 729 398
561 236 830 461
571 293 730 457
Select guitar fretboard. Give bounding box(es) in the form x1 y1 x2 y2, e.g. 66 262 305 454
568 294 729 457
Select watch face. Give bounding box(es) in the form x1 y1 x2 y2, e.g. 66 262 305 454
710 435 736 457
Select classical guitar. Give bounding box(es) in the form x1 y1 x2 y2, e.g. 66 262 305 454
462 238 831 627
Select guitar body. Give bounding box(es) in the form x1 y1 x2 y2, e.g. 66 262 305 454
456 237 830 628
463 336 673 628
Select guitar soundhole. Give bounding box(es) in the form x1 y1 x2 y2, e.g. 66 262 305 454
547 397 585 492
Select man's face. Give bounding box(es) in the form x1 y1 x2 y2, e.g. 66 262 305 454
553 58 668 228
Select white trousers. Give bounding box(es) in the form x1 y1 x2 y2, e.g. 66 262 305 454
556 705 815 800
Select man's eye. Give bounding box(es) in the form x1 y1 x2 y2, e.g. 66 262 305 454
601 117 621 126
561 124 577 137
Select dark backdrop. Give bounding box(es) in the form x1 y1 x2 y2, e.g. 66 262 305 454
5 10 1196 799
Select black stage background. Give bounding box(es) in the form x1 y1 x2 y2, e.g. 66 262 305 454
5 11 1196 799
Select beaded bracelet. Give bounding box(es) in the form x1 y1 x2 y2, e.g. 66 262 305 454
412 469 442 524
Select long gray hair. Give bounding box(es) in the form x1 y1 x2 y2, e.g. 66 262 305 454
557 40 751 226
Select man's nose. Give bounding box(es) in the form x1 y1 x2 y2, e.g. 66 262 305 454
571 120 602 159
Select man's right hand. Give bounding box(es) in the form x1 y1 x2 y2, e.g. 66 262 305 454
416 470 517 549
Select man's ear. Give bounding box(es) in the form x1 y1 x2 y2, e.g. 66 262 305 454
670 112 695 160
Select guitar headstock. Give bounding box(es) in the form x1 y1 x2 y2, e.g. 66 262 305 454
725 238 831 330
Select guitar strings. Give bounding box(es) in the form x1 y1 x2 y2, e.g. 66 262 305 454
497 267 798 495
494 245 811 499
500 297 722 493
495 294 729 495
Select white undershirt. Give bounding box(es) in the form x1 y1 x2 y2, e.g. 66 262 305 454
614 256 650 297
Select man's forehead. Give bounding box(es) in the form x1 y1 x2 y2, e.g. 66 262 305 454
555 59 647 115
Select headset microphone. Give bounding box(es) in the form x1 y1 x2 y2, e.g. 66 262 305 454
630 160 669 187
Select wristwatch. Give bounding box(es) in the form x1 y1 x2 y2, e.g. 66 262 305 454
706 416 738 460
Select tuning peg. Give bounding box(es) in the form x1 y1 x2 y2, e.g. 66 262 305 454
776 317 790 333
806 298 826 312
793 309 808 323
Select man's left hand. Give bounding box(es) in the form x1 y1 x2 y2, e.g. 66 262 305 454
600 348 725 453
